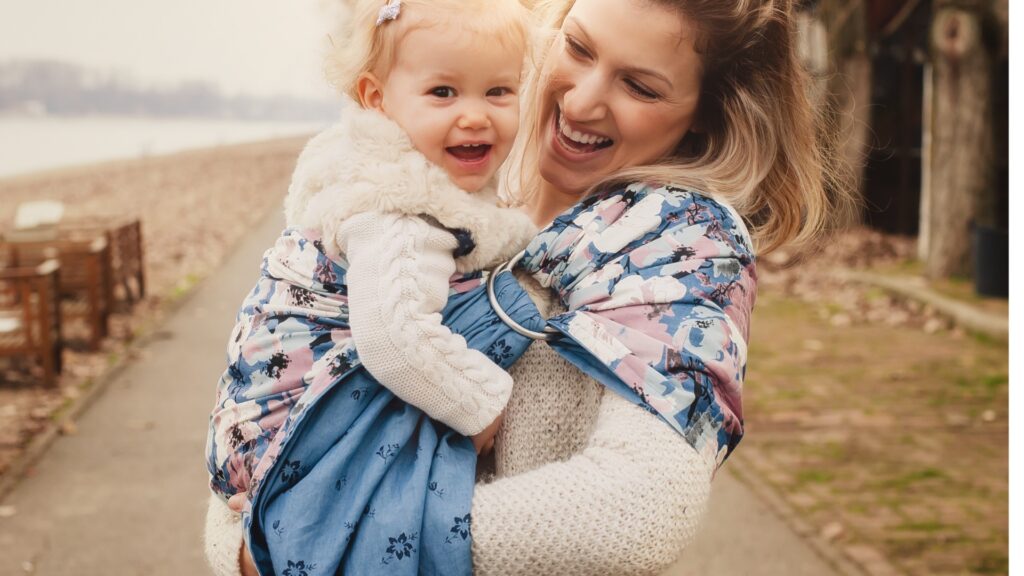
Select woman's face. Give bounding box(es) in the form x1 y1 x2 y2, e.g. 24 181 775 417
537 0 703 197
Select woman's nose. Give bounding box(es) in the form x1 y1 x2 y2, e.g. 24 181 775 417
561 72 607 123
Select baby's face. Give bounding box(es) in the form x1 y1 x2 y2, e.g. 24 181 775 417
377 25 523 192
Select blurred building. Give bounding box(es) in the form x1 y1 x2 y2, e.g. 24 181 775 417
798 0 1008 280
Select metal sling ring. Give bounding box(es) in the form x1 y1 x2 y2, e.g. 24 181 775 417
486 250 561 341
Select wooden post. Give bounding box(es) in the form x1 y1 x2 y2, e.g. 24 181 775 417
918 62 933 261
921 5 993 278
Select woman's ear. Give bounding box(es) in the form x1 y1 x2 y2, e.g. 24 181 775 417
355 72 386 111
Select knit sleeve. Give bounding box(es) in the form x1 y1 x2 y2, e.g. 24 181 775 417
203 495 243 576
339 211 514 436
471 391 715 576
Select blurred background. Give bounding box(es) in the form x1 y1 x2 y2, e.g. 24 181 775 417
0 0 341 177
0 0 1010 575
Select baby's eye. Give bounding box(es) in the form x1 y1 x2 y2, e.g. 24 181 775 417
486 87 514 98
429 86 456 98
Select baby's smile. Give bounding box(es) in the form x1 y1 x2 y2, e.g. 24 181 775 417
446 143 493 168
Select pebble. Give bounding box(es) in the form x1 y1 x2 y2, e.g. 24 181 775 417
821 521 845 541
830 313 852 327
0 505 16 518
803 339 824 351
923 318 946 334
944 412 970 427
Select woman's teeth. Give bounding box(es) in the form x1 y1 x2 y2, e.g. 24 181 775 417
558 113 609 146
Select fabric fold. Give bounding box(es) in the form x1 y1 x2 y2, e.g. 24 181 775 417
518 183 757 467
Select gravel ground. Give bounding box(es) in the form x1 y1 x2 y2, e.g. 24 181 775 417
0 136 308 477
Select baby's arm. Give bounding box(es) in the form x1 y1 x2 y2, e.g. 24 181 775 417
338 211 512 437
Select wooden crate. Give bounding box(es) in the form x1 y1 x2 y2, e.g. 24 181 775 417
58 217 146 308
0 260 62 387
3 236 111 351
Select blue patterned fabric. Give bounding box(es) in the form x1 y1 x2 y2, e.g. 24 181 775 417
205 227 543 576
248 272 541 575
521 183 757 464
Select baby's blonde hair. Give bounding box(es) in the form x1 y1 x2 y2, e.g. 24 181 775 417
327 0 534 103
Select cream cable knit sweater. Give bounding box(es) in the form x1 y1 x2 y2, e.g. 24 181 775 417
341 211 513 436
204 275 715 576
283 103 536 438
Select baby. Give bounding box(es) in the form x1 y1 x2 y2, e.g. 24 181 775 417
205 0 538 573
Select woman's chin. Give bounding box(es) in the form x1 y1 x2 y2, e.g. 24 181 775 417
540 141 602 195
538 156 595 200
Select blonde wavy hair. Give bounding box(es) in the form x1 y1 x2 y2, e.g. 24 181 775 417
325 0 533 103
512 0 856 254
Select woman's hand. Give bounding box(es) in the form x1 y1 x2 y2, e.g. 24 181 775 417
227 493 259 576
471 412 503 455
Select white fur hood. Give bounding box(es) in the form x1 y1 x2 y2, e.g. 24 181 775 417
284 102 536 272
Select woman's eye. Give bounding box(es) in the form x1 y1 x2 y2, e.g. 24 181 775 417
486 87 513 97
625 79 659 100
564 35 590 59
430 86 456 98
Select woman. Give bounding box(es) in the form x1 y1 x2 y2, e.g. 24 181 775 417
205 0 848 574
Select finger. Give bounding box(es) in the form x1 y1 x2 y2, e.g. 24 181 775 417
227 492 247 513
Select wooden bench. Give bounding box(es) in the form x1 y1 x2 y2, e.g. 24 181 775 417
58 217 146 308
3 237 111 351
0 260 62 387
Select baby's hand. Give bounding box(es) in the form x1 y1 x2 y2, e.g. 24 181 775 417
470 413 503 455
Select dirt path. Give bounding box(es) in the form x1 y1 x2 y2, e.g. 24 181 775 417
0 206 286 575
739 288 1008 575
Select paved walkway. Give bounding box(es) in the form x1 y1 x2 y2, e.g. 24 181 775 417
0 208 842 576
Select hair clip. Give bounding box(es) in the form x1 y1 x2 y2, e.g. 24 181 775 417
376 0 401 26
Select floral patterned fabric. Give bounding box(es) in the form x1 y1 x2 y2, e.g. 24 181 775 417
204 227 543 576
522 183 757 466
206 180 755 574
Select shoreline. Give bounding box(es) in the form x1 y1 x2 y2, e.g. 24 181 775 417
0 133 314 185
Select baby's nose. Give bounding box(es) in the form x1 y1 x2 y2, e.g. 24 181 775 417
457 109 491 130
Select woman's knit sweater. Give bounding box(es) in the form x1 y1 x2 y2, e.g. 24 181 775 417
204 272 716 576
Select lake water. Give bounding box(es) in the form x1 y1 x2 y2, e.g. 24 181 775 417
0 116 328 179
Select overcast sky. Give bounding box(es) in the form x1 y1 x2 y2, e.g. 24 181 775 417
0 0 341 99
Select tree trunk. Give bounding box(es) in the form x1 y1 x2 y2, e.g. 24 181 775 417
922 7 993 278
818 0 872 204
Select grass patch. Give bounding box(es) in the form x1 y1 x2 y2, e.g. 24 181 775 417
795 469 834 484
863 287 887 301
875 467 946 490
971 330 1002 346
169 272 201 301
895 520 948 533
972 551 1009 574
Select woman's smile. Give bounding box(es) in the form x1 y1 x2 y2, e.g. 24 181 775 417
549 105 615 163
